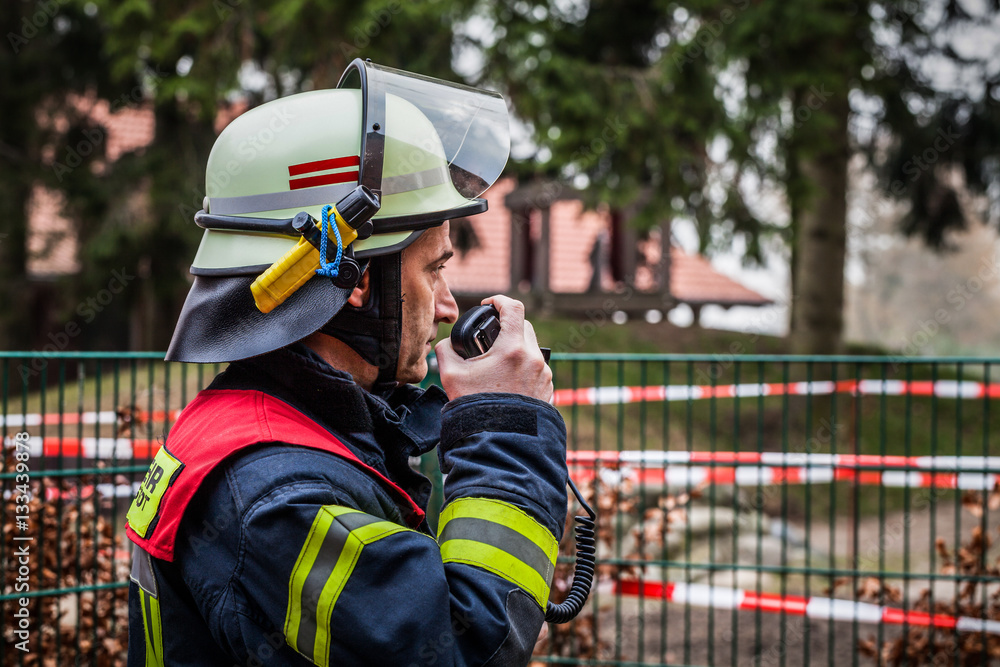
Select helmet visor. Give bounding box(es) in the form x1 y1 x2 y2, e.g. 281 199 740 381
338 60 510 203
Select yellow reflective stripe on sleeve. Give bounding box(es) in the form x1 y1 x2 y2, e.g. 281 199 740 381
437 498 559 608
285 506 412 666
139 588 164 667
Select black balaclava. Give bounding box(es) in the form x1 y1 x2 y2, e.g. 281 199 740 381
320 253 403 389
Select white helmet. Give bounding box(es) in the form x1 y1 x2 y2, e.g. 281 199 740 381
166 59 509 374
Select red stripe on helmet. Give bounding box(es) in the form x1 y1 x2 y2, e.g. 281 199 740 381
288 155 361 177
288 170 359 191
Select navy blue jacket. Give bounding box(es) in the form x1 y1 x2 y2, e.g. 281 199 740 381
127 343 568 666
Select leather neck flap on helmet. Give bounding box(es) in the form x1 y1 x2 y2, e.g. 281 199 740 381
320 253 402 386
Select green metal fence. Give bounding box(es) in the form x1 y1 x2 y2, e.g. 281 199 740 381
3 352 1000 666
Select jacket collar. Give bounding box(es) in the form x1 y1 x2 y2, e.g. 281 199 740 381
219 342 446 463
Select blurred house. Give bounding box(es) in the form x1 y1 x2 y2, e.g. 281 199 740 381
28 106 770 330
446 178 772 324
28 95 248 281
28 96 156 278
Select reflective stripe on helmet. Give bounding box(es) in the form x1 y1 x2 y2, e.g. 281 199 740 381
208 181 357 216
381 165 449 195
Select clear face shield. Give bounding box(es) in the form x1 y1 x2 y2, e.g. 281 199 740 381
338 59 511 232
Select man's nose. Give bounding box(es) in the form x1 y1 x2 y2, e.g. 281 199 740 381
436 279 459 324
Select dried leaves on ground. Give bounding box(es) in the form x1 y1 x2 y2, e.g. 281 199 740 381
2 450 129 666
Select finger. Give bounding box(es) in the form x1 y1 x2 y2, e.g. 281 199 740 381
522 319 542 357
434 338 461 372
483 295 525 344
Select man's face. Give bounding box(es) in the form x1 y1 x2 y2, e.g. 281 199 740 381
397 222 459 384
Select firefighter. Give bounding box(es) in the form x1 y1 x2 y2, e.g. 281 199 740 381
125 60 567 666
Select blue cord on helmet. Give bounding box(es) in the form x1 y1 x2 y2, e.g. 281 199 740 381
316 204 343 278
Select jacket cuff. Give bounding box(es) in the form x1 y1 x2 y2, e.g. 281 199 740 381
438 393 568 538
440 393 564 449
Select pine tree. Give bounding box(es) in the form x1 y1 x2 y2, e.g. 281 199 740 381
472 0 1000 353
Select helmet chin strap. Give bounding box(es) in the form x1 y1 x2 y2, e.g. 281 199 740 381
319 254 402 388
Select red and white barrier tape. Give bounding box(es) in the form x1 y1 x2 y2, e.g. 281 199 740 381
7 436 161 459
552 379 998 406
0 377 993 426
569 451 1000 490
572 465 1000 491
613 580 1000 635
568 450 1000 471
0 380 1000 428
0 409 177 428
8 435 1000 491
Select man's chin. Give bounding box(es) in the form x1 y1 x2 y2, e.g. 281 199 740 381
396 360 428 385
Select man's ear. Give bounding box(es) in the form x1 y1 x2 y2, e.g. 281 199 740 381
347 269 371 308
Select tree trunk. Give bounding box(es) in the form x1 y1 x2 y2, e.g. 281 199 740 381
790 93 850 354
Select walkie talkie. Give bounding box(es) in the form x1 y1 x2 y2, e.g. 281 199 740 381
451 305 551 363
449 304 594 623
450 305 502 359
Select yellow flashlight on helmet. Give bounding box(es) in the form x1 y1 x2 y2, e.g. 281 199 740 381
250 186 380 313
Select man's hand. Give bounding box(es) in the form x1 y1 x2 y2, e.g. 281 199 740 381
435 295 553 402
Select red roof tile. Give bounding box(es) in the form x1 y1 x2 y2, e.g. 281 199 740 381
669 246 771 306
446 179 770 308
60 94 156 161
